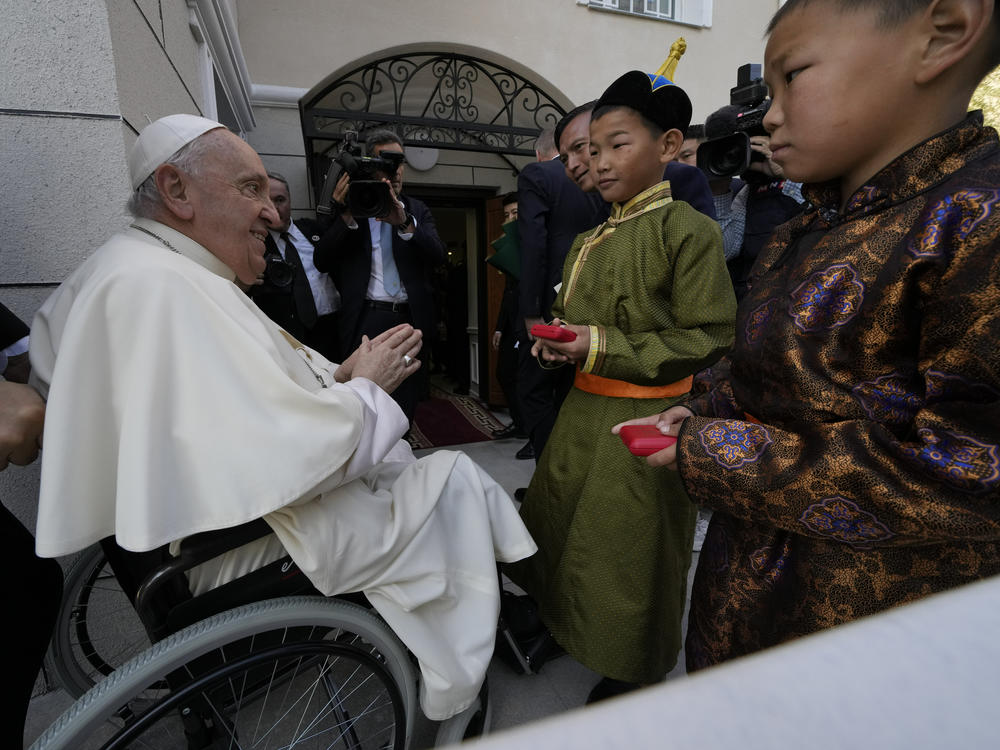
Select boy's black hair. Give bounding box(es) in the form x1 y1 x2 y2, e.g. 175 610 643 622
501 191 518 206
768 0 1000 70
554 101 597 152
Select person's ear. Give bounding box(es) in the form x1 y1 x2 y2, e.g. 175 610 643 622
659 128 685 164
914 0 994 84
153 164 195 221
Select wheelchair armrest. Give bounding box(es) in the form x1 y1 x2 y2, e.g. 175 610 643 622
175 518 273 562
135 517 274 641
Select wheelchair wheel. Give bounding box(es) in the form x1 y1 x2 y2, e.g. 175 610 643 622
46 545 151 697
434 677 492 745
32 596 417 750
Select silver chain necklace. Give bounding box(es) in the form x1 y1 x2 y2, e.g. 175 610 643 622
130 223 181 254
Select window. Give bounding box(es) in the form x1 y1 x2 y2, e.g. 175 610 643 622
583 0 711 27
645 0 675 19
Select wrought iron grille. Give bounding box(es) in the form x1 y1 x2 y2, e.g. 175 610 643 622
300 52 567 161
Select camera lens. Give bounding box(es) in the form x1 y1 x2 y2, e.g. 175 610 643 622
698 133 751 179
348 180 394 219
265 255 295 287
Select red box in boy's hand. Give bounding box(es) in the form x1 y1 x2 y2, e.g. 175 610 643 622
531 324 577 342
619 425 677 456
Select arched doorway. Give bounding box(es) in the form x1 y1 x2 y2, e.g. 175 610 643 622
299 49 569 403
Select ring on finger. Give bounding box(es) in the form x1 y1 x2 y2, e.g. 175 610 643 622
403 354 413 366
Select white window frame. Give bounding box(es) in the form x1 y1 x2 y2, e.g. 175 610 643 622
186 0 256 134
580 0 712 27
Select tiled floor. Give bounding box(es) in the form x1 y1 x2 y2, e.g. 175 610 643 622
24 435 699 748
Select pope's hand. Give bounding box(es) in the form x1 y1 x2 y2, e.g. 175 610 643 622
350 324 423 394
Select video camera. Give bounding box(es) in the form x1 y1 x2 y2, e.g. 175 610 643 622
317 130 406 219
697 64 771 179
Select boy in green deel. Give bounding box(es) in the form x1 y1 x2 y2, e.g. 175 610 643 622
506 71 736 703
617 0 1000 671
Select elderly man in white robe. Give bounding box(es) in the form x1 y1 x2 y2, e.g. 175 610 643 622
29 114 536 721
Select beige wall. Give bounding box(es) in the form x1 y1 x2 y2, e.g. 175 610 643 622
1 0 213 530
238 0 780 209
237 0 779 124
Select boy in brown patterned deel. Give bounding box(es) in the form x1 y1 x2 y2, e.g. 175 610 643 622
616 0 1000 670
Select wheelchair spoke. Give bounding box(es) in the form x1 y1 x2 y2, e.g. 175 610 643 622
35 598 410 750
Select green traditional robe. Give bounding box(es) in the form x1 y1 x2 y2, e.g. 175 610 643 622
507 182 736 683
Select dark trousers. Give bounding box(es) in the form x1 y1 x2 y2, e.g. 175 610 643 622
353 304 425 422
497 331 526 432
517 344 575 459
307 311 342 363
1 503 63 746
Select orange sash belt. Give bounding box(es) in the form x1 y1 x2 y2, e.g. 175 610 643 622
574 370 692 399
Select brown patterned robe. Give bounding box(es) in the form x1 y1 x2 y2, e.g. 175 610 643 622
678 113 1000 670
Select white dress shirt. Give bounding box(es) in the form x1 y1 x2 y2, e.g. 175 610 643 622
272 222 342 314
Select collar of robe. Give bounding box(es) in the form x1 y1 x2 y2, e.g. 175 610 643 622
127 218 237 282
563 181 674 305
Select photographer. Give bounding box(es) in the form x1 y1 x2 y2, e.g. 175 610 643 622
698 68 806 300
313 129 446 421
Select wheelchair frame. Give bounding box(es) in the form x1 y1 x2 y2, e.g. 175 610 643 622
32 519 494 749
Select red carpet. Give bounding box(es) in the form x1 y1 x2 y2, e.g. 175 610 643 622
407 385 507 449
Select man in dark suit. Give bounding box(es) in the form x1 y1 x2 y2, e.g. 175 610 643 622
491 192 528 443
313 129 446 420
517 116 607 461
249 172 342 361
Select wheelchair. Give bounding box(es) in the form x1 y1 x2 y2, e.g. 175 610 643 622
32 517 514 749
45 543 151 698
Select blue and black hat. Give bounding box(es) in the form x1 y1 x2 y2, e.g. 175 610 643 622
594 71 692 134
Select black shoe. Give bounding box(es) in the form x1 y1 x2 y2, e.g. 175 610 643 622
522 629 566 672
515 442 535 460
586 677 642 705
514 487 527 502
491 424 519 440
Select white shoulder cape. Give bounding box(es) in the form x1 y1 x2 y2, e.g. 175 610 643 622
30 219 407 556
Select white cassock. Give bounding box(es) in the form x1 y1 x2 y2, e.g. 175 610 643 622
30 218 536 720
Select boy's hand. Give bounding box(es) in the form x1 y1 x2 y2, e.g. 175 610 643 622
530 318 590 363
612 405 693 469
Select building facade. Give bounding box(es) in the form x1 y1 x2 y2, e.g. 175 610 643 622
1 0 779 521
